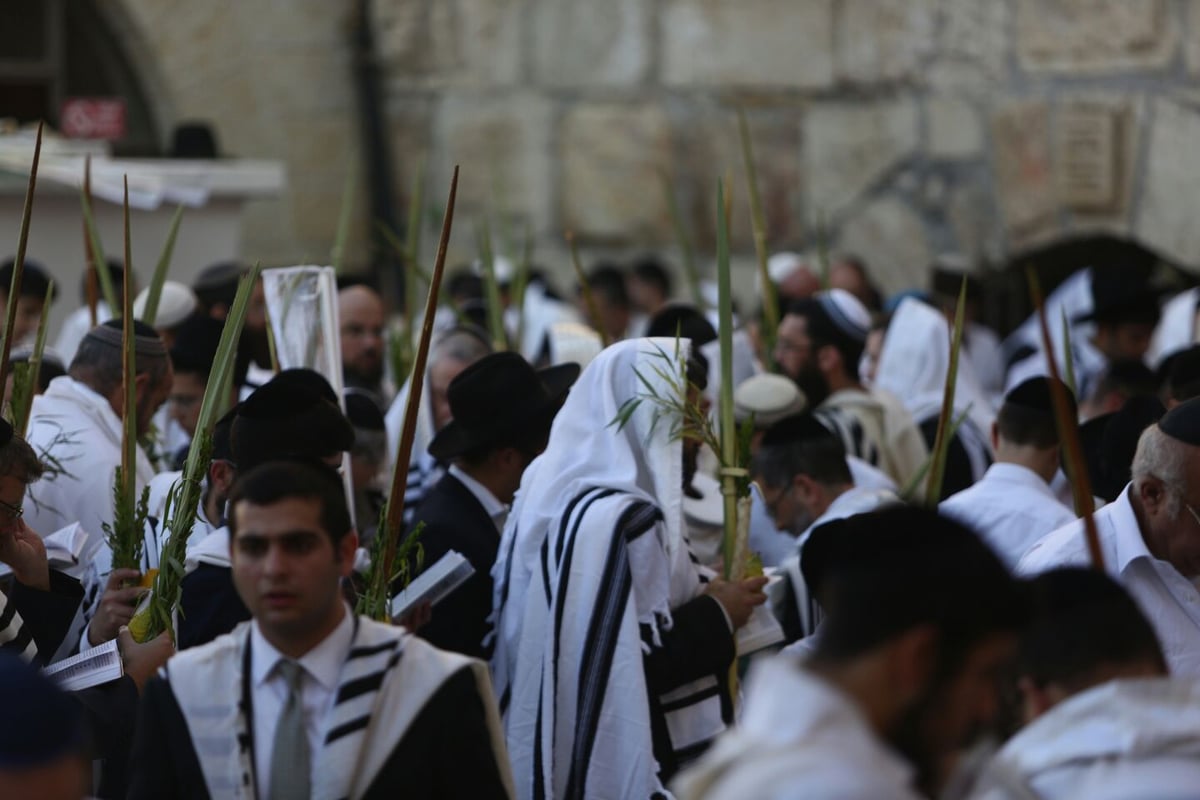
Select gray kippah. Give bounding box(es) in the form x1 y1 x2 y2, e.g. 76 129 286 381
82 319 167 357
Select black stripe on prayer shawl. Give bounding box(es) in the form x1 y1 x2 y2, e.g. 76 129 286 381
347 641 395 660
562 499 662 800
660 683 720 713
533 675 546 800
0 593 19 637
326 715 372 744
336 670 388 705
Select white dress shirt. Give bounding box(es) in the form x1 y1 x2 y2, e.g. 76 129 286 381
672 655 923 800
941 462 1077 569
250 605 355 800
1019 486 1200 677
448 464 509 533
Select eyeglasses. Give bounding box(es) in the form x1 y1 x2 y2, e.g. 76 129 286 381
762 484 794 521
1186 502 1200 528
0 498 24 523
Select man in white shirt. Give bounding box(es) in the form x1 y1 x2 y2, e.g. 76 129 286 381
1019 396 1200 677
408 351 579 659
673 506 1028 800
128 460 512 799
969 568 1200 799
942 377 1077 568
753 413 898 641
26 319 173 578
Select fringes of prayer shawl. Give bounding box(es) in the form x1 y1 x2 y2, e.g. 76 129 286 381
815 407 880 468
506 488 723 800
166 615 498 800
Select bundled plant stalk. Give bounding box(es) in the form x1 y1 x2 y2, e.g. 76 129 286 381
511 220 533 354
139 205 185 326
477 217 507 351
566 230 611 348
358 166 459 622
79 179 120 316
1060 308 1077 399
330 160 358 275
659 170 705 308
0 121 42 406
10 282 54 436
924 279 969 506
1028 268 1104 569
736 110 779 372
82 156 100 328
134 263 264 642
104 179 151 574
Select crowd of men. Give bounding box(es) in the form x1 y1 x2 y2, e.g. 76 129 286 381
1 245 1199 799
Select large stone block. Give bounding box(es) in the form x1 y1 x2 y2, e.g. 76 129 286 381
935 0 1011 79
661 0 835 88
803 98 919 220
532 0 651 87
927 96 984 158
835 0 937 84
431 94 554 236
1187 0 1200 74
1136 98 1200 265
991 102 1057 241
373 0 522 87
1015 0 1177 74
835 196 932 294
560 103 672 243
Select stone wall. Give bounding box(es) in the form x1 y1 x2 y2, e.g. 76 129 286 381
103 0 1200 301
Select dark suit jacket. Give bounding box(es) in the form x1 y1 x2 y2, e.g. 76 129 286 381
178 564 250 650
406 473 502 659
126 663 509 799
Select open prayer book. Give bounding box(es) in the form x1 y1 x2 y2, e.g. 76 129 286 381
390 550 475 622
44 639 123 692
0 523 91 579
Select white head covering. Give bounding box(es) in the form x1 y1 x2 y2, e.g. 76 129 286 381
734 373 807 427
767 251 805 284
875 297 996 439
544 321 603 370
134 281 198 328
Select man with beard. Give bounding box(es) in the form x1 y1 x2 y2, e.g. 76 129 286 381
673 506 1027 800
192 262 271 396
773 288 927 488
752 413 897 642
338 283 390 402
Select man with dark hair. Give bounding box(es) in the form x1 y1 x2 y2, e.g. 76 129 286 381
629 255 672 321
774 289 927 487
1163 344 1200 407
164 315 229 468
192 262 270 392
675 506 1027 799
1078 358 1158 421
338 283 389 400
969 568 1200 799
580 262 632 343
1020 396 1200 677
0 257 56 349
129 460 513 799
26 319 173 576
941 377 1077 568
753 413 897 641
410 352 579 658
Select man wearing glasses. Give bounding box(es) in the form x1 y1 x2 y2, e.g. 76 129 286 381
1020 395 1200 678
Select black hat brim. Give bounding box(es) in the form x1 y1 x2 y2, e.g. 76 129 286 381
427 362 581 461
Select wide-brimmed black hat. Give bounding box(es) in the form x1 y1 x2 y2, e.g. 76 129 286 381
428 352 579 460
1074 265 1163 326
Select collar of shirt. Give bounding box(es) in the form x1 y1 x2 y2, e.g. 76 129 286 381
251 602 355 691
984 462 1059 498
1108 485 1156 575
448 463 510 529
799 486 895 548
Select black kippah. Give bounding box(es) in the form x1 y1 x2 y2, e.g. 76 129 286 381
0 417 12 448
1004 376 1074 415
343 390 385 431
1158 395 1200 446
760 412 836 448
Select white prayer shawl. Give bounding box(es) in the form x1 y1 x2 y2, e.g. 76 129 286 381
671 656 923 800
966 322 1007 403
185 526 231 572
383 371 441 517
1148 287 1200 368
510 282 585 362
699 331 761 418
969 678 1200 800
0 589 38 662
25 376 156 577
53 302 113 365
1001 268 1093 364
165 617 513 800
491 338 722 800
816 388 929 490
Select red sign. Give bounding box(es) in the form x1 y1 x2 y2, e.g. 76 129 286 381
60 98 127 140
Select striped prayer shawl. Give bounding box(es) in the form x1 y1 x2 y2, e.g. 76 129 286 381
167 615 511 800
815 406 880 468
0 586 37 662
504 488 723 800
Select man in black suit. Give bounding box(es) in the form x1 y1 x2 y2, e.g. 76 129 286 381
128 460 512 799
410 352 579 659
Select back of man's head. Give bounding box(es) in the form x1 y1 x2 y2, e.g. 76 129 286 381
997 377 1074 449
0 258 56 303
753 413 851 490
586 263 631 311
68 318 169 396
232 370 354 472
228 460 352 547
805 506 1026 667
1019 568 1165 706
0 418 44 485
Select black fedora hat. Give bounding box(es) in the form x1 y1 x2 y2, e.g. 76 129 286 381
428 352 580 461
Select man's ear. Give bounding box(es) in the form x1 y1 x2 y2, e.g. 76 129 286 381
338 529 360 577
816 343 842 376
990 421 1000 452
1138 476 1167 516
1016 676 1056 725
133 372 152 398
888 624 939 704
